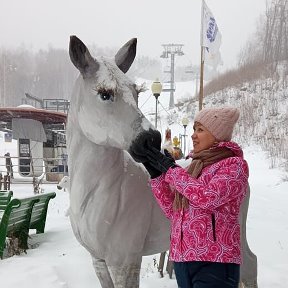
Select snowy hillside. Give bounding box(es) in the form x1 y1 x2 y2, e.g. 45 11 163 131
190 78 288 171
139 77 288 172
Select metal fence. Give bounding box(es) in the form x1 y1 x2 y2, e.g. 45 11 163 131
0 156 68 184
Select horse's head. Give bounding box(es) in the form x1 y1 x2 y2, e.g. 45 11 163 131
57 176 70 191
69 36 160 151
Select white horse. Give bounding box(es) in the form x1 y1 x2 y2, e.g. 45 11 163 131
67 36 170 288
57 176 70 192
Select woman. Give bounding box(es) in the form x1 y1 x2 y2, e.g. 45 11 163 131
129 107 249 288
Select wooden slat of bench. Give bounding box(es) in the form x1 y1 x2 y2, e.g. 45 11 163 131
0 191 13 211
8 210 33 227
5 198 39 234
29 192 56 234
8 204 35 223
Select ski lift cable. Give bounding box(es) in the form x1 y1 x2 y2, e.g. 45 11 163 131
158 100 172 116
139 93 153 109
158 100 189 129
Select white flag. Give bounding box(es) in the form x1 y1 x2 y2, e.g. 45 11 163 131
201 0 222 67
204 50 223 69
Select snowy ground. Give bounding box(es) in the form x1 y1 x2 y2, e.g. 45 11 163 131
0 143 288 287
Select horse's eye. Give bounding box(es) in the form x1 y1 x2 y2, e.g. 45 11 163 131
99 91 114 102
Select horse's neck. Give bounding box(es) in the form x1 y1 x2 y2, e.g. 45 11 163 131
68 123 127 215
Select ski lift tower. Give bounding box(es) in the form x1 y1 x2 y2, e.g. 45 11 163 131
161 44 184 109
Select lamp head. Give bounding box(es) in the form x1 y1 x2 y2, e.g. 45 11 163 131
151 79 162 97
181 117 189 128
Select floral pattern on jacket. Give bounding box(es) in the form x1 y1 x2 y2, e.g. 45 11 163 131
150 141 249 264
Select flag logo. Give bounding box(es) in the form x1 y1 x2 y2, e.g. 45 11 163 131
206 17 218 44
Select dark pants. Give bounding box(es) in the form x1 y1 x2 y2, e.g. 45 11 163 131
173 261 239 288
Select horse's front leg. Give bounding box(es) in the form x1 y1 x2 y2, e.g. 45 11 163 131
107 261 142 288
92 257 115 288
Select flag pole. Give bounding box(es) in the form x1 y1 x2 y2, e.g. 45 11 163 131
199 0 205 111
199 0 222 111
199 46 204 111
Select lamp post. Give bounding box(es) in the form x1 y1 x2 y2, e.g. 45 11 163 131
151 79 162 129
181 117 189 157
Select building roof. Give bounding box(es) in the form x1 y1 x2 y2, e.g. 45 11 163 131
0 107 67 125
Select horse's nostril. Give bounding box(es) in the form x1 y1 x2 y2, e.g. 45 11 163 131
57 186 62 190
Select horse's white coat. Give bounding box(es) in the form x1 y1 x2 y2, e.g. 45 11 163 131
67 37 170 272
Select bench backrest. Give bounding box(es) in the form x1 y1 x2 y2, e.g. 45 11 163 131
0 190 13 211
0 195 40 258
29 192 56 234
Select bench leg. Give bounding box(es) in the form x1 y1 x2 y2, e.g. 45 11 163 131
15 228 29 250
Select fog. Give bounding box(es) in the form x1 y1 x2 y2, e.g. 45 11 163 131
0 0 266 71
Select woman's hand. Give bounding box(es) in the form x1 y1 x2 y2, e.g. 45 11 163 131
146 147 177 174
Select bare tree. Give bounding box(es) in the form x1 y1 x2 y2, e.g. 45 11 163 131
263 0 288 70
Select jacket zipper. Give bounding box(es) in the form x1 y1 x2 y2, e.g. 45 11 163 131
180 209 184 260
211 213 216 241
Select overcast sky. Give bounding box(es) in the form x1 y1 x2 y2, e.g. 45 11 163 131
0 0 267 71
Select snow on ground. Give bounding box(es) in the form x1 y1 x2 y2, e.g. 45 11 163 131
0 142 288 287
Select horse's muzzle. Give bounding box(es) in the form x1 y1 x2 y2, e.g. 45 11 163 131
128 128 161 163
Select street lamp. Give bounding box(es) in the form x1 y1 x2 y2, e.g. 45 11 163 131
181 117 189 157
151 79 162 129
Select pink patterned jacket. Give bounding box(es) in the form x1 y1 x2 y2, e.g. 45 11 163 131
150 141 249 264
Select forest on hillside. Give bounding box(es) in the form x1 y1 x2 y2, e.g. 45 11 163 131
0 44 163 107
205 0 288 95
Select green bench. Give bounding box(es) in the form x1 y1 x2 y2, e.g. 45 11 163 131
0 190 13 211
0 192 56 259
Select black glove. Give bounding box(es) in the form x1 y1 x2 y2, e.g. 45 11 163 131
128 129 161 163
146 147 177 174
142 162 162 179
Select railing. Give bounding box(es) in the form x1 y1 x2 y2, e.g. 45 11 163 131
0 156 68 184
42 99 70 113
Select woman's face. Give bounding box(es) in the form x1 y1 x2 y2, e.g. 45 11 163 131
191 122 216 153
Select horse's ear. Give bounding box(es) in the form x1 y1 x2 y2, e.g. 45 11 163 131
69 35 99 78
115 38 137 73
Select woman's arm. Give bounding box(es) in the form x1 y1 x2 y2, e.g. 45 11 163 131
165 157 249 210
150 174 175 219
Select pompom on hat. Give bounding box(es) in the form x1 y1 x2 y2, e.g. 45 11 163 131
194 107 240 141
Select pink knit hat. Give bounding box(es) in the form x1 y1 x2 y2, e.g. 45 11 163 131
194 107 240 141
